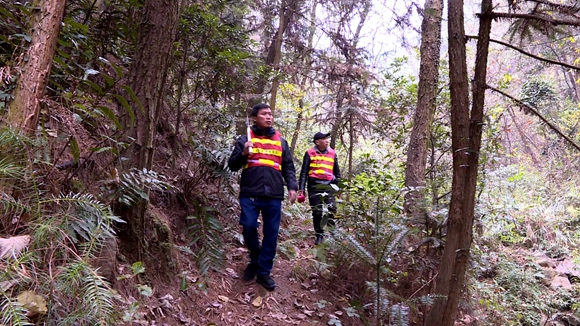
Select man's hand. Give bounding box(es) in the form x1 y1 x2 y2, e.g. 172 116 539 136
289 190 297 203
243 141 253 156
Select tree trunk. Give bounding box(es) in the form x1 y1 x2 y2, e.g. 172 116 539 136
404 0 443 216
123 0 179 171
269 0 287 111
348 109 353 178
425 0 492 325
290 99 304 153
289 0 318 152
120 0 179 261
329 86 344 149
7 0 66 133
256 0 298 104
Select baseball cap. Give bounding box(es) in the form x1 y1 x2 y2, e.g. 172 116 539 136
313 132 331 142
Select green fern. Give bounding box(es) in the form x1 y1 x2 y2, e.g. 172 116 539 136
390 303 410 326
54 261 116 325
0 294 33 326
82 271 115 325
336 230 376 266
0 157 23 181
0 192 28 219
34 193 123 259
116 168 175 206
186 200 224 276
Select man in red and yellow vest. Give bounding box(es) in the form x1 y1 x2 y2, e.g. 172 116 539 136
228 103 297 291
298 132 341 245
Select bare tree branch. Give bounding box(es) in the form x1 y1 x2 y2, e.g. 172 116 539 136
487 84 580 152
466 35 580 71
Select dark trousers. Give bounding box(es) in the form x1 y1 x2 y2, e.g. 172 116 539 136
239 197 282 276
308 192 336 235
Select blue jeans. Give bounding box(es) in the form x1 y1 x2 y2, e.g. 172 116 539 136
239 197 282 276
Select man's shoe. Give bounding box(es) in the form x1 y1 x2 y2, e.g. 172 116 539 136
256 274 276 291
314 234 324 245
242 264 257 281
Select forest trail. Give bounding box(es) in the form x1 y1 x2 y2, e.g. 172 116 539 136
122 205 365 326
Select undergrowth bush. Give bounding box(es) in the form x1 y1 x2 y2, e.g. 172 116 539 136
318 156 432 326
0 127 122 325
472 163 580 325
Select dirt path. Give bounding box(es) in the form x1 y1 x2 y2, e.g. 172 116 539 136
119 209 365 326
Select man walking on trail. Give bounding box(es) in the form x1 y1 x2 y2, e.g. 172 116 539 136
228 103 297 291
298 132 341 245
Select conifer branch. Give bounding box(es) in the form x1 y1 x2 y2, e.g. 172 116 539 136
525 0 580 14
489 12 580 26
487 84 580 152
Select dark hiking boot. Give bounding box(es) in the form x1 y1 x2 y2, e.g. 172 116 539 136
256 274 276 291
242 264 257 282
314 234 324 245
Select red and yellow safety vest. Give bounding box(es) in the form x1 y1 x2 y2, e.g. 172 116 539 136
307 147 335 180
244 130 283 171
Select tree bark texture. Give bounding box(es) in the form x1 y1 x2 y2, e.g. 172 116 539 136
7 0 66 133
123 0 179 171
268 0 287 111
257 0 299 104
119 0 178 263
425 0 492 325
289 0 317 154
404 0 443 216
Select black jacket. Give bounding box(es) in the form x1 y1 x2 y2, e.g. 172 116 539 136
228 125 297 199
298 146 341 193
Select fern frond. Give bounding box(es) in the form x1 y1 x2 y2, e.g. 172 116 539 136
384 228 409 257
0 157 23 181
0 293 33 326
82 271 114 325
55 261 117 324
390 303 410 326
0 194 29 218
0 127 27 153
366 281 390 317
409 293 445 307
338 232 377 266
44 193 122 258
117 168 176 206
186 206 225 276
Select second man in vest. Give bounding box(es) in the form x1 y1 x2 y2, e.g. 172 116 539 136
298 132 341 245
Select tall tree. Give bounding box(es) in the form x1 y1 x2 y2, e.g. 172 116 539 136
404 0 444 216
268 0 287 111
426 0 492 324
120 0 179 259
289 0 318 153
7 0 66 133
256 0 301 106
122 0 179 171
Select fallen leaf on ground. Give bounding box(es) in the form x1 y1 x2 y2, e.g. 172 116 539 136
224 268 239 279
16 290 47 316
294 298 304 308
252 296 262 307
0 235 30 259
